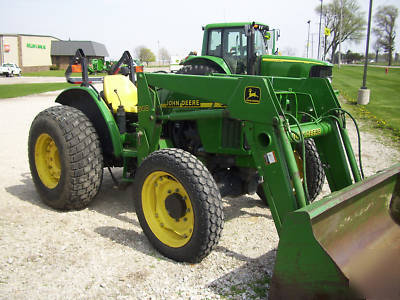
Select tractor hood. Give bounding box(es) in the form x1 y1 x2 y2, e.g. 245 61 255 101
261 55 332 78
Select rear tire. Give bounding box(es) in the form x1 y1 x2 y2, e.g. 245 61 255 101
28 106 103 210
177 64 220 75
133 148 224 263
257 139 325 205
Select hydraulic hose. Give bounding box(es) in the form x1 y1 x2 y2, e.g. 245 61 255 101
321 108 365 179
284 113 310 204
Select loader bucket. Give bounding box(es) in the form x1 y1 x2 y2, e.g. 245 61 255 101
270 164 400 300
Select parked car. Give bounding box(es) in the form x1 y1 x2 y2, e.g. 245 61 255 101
0 63 22 77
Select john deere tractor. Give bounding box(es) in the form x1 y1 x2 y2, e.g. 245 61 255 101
178 22 330 203
28 42 400 299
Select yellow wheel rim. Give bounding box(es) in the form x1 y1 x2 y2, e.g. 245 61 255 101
34 133 61 189
142 171 194 248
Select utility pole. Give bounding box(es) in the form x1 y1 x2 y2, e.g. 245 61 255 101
311 34 315 59
307 20 311 58
157 40 160 65
323 14 328 61
338 0 343 67
318 0 323 60
357 0 373 105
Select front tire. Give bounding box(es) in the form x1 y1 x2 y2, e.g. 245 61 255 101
28 106 103 210
257 139 325 205
133 148 224 263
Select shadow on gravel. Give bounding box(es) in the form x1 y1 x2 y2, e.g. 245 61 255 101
88 169 140 227
93 226 169 260
7 171 272 226
5 172 53 211
207 247 276 299
223 195 272 222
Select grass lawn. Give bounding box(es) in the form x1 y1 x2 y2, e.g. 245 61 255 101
332 65 400 138
0 83 71 99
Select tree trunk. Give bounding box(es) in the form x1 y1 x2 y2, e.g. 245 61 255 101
388 49 393 66
331 44 338 63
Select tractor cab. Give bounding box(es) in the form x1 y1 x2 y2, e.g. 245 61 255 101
182 21 332 79
202 22 271 75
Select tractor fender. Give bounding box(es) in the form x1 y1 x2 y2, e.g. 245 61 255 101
55 87 123 163
183 56 231 74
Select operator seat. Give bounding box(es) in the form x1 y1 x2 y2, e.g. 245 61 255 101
103 75 138 113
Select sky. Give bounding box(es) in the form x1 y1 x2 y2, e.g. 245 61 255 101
1 0 399 60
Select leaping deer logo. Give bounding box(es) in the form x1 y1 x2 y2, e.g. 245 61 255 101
248 88 259 99
245 87 260 103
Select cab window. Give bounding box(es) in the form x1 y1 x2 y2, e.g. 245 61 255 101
222 28 247 74
207 29 222 57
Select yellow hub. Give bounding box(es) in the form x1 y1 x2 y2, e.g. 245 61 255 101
34 133 61 189
142 171 194 248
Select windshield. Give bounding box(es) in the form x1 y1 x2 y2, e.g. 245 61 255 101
264 31 274 54
3 64 13 67
222 28 247 74
254 30 267 56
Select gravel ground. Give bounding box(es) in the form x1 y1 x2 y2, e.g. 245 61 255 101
0 89 399 299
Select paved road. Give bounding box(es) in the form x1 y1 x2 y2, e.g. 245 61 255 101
345 63 400 69
0 76 66 85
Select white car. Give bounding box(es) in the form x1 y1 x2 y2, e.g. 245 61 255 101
0 63 22 77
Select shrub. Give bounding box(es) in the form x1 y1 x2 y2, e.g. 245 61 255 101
49 65 60 70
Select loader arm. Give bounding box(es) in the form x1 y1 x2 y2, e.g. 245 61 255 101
135 72 356 233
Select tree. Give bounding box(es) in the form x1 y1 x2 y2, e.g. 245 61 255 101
158 47 171 65
373 5 398 66
315 0 366 62
344 50 362 63
134 46 156 66
372 40 381 62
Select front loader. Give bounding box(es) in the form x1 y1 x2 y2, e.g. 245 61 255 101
28 49 400 299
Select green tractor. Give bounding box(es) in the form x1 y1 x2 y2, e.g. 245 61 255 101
28 45 400 299
178 22 332 79
88 58 105 74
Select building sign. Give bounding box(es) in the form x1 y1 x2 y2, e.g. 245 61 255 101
26 43 46 49
4 44 10 52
